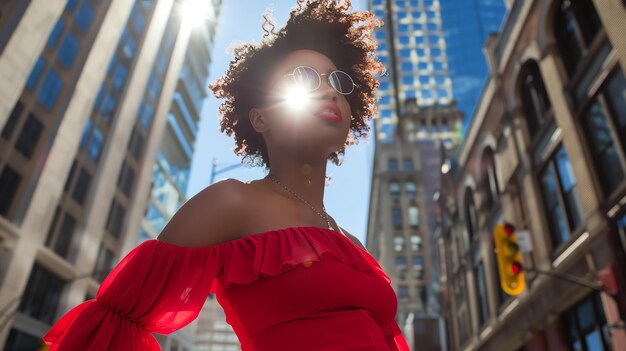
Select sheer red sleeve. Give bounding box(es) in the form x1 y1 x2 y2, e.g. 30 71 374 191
383 319 411 351
42 239 225 350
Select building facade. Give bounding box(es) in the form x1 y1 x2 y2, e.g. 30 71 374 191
366 103 462 350
437 0 626 350
0 0 221 349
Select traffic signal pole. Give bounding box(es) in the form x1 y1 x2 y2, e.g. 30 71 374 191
522 265 626 330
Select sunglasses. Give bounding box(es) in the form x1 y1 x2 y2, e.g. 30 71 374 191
284 66 357 95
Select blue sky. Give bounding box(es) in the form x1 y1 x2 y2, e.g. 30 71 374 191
186 0 372 243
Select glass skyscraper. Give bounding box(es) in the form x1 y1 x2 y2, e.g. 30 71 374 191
440 0 506 136
370 0 506 141
371 0 453 143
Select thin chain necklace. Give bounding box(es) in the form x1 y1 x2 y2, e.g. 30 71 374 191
265 174 344 234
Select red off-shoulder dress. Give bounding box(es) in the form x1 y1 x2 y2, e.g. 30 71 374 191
42 226 410 350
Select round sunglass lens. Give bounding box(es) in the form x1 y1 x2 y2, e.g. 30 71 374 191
329 71 354 94
292 66 320 91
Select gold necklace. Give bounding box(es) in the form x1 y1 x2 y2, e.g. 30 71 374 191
266 174 339 232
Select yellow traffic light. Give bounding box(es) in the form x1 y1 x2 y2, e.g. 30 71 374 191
494 223 525 296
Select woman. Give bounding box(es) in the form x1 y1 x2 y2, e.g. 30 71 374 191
42 0 410 350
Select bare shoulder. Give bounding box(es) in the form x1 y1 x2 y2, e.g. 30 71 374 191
339 226 368 252
157 178 249 248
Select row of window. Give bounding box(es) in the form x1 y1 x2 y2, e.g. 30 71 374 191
395 255 423 267
394 234 422 252
391 205 419 229
389 180 417 198
397 285 427 305
387 157 414 171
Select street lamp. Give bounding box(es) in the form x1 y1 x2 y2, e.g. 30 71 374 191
209 157 243 184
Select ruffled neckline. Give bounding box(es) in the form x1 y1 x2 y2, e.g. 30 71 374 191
151 226 390 289
153 225 353 250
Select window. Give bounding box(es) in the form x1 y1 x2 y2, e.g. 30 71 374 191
74 2 94 33
72 167 91 205
395 256 407 266
410 235 421 251
147 75 161 101
405 181 416 199
37 69 63 111
2 101 24 139
474 261 490 326
131 3 146 33
106 199 125 238
117 161 135 197
481 149 499 210
100 92 117 123
389 181 401 200
616 213 626 289
17 263 64 324
388 158 399 171
79 118 92 148
408 206 419 228
537 141 584 249
51 211 77 258
411 256 423 267
15 113 43 159
579 69 626 197
93 85 105 109
138 99 154 129
520 60 551 138
106 55 117 76
554 0 602 77
0 166 21 217
111 62 128 92
87 127 104 161
403 158 414 171
398 286 409 301
63 161 77 192
128 127 145 160
57 32 80 68
5 328 42 350
93 244 114 283
122 30 137 59
564 293 611 351
25 56 45 90
392 207 403 229
464 188 478 242
394 236 405 252
46 19 64 48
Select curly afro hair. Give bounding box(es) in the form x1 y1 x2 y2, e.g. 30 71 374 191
208 0 385 170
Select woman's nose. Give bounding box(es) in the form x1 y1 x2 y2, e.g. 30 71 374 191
315 76 339 100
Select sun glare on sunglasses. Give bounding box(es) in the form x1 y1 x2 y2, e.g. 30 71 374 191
271 66 355 112
283 84 311 111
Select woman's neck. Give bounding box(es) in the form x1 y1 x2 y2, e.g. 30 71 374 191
265 156 328 210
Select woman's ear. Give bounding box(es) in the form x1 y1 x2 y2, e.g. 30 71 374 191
249 107 268 133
